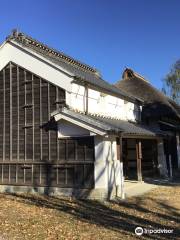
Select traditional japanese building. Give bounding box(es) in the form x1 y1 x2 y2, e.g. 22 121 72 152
115 68 180 179
0 30 173 199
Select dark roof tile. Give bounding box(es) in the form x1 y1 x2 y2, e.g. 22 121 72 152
52 108 165 137
7 30 139 102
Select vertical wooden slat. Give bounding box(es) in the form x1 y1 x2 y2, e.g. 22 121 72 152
32 74 34 161
40 165 42 184
57 133 59 161
65 168 67 185
32 74 34 185
24 70 27 162
3 69 5 162
136 140 142 181
8 165 10 183
40 79 42 161
84 144 86 161
1 165 3 182
2 165 3 183
75 140 77 161
48 82 50 161
10 63 12 161
56 87 59 109
17 66 20 161
32 164 33 184
24 168 25 183
16 165 18 183
56 87 59 162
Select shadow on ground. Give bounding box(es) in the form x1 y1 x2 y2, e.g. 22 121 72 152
3 187 180 240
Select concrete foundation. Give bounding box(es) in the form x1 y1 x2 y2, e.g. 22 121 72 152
0 185 116 200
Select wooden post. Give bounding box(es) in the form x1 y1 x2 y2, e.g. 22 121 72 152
136 139 142 181
116 136 123 161
116 137 120 161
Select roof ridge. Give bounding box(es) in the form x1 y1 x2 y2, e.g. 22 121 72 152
7 29 100 76
68 107 122 120
122 68 149 82
5 30 140 102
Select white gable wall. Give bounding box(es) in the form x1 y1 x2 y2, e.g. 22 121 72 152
0 42 72 91
58 119 91 137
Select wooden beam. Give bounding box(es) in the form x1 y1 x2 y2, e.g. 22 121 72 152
136 139 142 181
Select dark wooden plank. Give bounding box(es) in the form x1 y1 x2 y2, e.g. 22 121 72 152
136 140 142 181
3 69 5 162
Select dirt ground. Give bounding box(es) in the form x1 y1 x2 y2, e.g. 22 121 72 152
0 185 179 240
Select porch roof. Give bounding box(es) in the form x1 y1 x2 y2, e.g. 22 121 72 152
51 108 166 137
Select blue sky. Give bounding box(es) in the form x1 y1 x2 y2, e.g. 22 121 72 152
0 0 180 90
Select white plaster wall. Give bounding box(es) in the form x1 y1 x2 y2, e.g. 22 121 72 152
58 120 90 138
70 83 140 121
94 136 108 189
70 83 86 112
94 135 123 197
88 89 103 114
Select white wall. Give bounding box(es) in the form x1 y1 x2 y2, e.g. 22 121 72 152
0 42 72 92
58 120 90 137
94 135 123 198
70 83 140 121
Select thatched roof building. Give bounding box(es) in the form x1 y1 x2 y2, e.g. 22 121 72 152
115 68 180 122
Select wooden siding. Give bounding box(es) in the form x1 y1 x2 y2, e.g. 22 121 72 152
0 63 94 189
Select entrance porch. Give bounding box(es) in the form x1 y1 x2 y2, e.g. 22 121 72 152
122 138 159 181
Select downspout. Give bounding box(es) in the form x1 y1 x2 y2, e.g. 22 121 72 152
85 84 88 115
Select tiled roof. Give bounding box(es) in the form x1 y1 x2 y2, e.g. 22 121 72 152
6 30 140 103
52 108 166 137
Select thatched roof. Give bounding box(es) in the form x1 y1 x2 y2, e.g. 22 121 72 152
115 68 180 120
